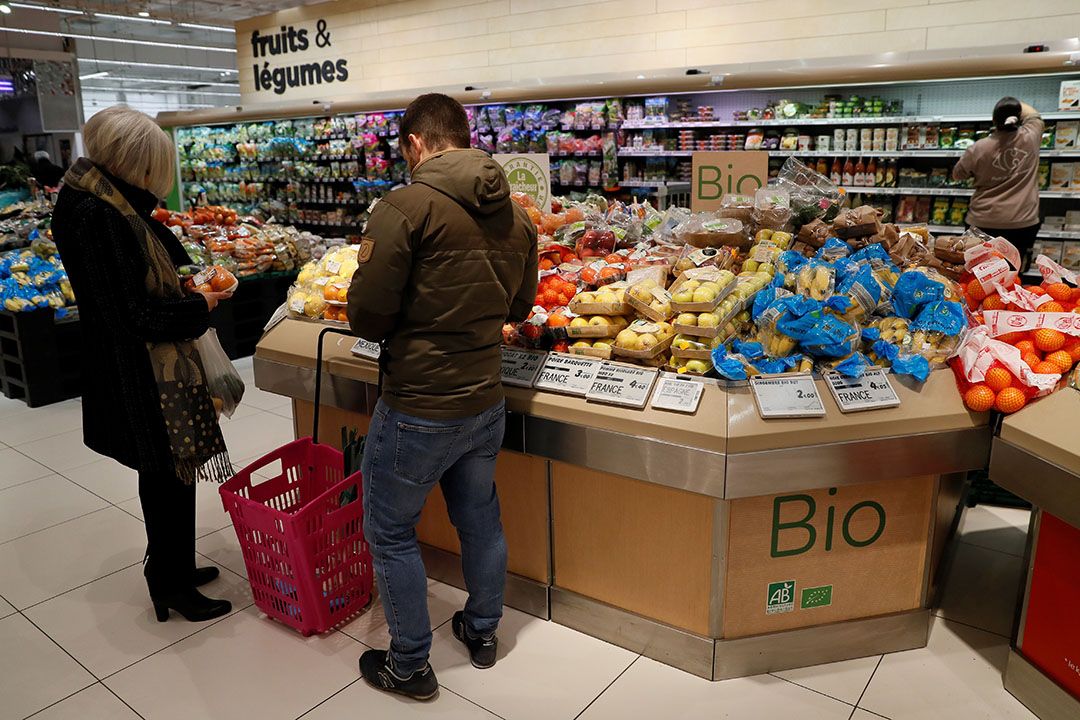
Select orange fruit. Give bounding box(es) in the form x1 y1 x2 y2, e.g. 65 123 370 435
1064 339 1080 363
996 331 1028 345
964 384 996 412
982 294 1007 311
995 387 1028 414
1040 301 1065 313
984 367 1014 393
966 280 988 302
1015 339 1036 355
1034 328 1066 352
1034 361 1062 375
1045 282 1073 301
1022 352 1042 369
1045 350 1075 373
1071 287 1080 303
1027 285 1048 296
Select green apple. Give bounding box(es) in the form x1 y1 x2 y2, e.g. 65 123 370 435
570 317 590 328
685 360 710 374
672 289 695 304
589 315 611 326
698 312 720 328
615 329 640 350
692 286 718 303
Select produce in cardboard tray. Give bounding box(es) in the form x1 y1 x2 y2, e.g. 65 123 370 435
288 245 360 321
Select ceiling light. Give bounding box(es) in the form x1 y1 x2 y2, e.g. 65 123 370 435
84 77 239 88
79 71 109 80
81 86 241 97
0 5 11 15
82 59 237 74
10 2 83 13
0 27 235 53
178 22 235 33
636 74 645 79
94 12 171 25
138 11 150 17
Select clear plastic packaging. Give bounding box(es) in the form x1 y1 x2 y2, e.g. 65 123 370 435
751 187 794 232
668 267 737 313
831 205 883 238
677 214 749 249
796 261 836 301
612 318 676 359
717 193 754 224
194 329 246 418
626 278 675 321
568 282 633 316
775 156 844 226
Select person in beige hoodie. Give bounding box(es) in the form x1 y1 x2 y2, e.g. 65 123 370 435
953 96 1043 269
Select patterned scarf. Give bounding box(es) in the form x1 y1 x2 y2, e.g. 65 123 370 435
64 159 232 484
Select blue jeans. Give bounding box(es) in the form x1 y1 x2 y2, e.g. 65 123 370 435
361 398 507 675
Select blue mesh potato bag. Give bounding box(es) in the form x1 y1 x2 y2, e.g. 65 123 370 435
911 300 966 336
871 340 931 382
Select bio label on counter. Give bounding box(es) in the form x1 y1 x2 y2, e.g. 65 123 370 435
534 353 602 396
501 348 546 387
825 369 900 413
650 375 704 414
749 374 826 418
586 362 658 409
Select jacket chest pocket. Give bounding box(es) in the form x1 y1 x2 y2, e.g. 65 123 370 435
394 422 464 484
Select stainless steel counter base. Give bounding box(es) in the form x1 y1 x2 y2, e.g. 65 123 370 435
1005 649 1080 720
990 438 1080 529
420 544 550 620
551 587 930 681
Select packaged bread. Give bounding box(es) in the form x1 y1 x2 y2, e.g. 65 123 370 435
717 193 754 224
832 205 883 238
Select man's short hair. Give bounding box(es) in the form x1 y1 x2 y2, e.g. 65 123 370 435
401 93 470 151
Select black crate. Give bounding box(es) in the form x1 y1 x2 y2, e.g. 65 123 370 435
0 308 82 408
210 272 297 360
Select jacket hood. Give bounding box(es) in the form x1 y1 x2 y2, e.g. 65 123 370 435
412 148 509 215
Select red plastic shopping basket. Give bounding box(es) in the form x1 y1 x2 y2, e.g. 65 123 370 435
219 328 373 636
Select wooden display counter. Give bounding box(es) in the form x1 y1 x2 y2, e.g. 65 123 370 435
989 388 1080 720
252 318 990 680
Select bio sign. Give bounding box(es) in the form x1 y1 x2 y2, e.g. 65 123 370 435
691 151 769 212
494 153 551 212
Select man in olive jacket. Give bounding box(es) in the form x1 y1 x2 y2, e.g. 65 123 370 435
348 93 537 700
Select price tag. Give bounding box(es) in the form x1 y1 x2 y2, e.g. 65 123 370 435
534 353 602 397
264 302 289 332
350 338 381 361
825 369 901 413
501 348 546 387
650 375 704 414
749 373 826 419
585 362 658 409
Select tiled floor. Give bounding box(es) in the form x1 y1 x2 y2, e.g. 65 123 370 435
0 358 1040 719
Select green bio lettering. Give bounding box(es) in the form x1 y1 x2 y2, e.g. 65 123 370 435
771 489 887 558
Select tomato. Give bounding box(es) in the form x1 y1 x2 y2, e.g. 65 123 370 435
604 254 624 265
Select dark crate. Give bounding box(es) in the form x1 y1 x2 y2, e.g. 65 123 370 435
0 308 82 408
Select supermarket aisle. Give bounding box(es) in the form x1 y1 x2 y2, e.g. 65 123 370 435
0 361 1037 720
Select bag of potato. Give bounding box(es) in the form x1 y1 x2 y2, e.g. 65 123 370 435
796 260 836 301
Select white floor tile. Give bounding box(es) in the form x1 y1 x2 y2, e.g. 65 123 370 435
196 527 248 579
851 711 889 720
0 613 96 720
0 595 13 619
219 412 295 462
0 475 108 544
0 400 83 446
935 541 1024 638
239 384 294 412
61 458 139 505
302 678 501 719
774 654 881 706
859 617 1037 720
0 394 33 420
429 606 638 720
23 683 140 720
25 563 252 679
118 480 233 539
105 607 363 720
579 655 854 720
0 446 54 490
0 507 145 610
958 505 1031 557
18 429 103 473
339 579 467 649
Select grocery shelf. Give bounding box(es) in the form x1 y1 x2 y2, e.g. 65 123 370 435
843 186 974 196
619 180 692 189
619 149 1080 158
1040 190 1080 199
292 220 363 231
1033 229 1080 240
620 111 1080 130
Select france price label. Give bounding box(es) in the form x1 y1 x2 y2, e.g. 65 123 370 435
500 348 546 387
534 354 602 396
825 369 900 412
585 362 658 408
749 374 826 419
650 375 705 414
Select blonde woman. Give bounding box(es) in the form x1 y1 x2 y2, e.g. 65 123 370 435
52 106 234 622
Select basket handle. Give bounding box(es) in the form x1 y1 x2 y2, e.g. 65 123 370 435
313 327 356 446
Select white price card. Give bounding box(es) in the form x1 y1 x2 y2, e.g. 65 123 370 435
749 373 826 419
650 375 705 414
534 353 602 396
501 348 547 387
825 369 900 413
585 362 658 409
264 302 289 332
350 338 381 361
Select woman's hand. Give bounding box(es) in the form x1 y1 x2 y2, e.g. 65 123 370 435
196 290 233 312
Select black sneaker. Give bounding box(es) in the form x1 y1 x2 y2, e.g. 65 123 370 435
359 649 438 701
452 611 498 669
